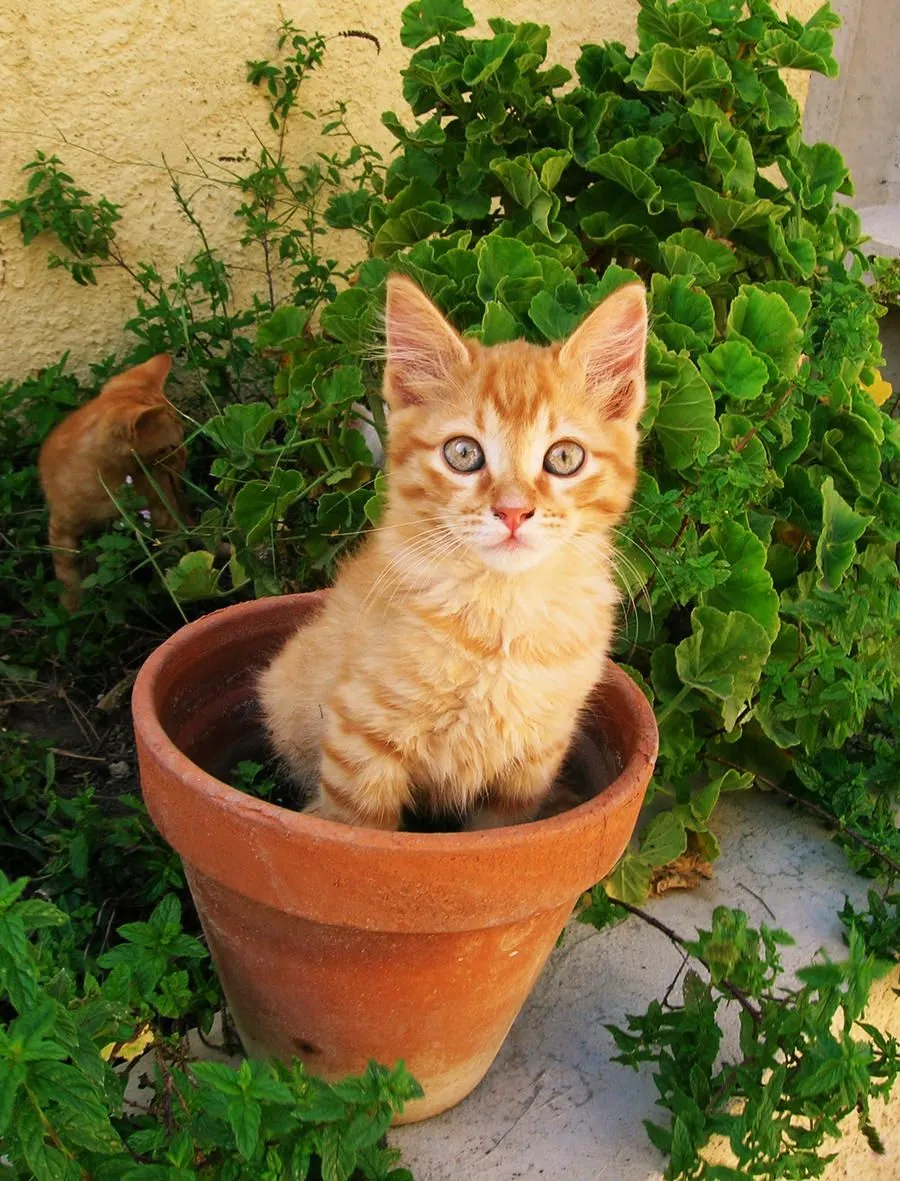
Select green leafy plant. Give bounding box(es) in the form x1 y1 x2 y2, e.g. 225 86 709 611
2 3 899 1178
0 874 419 1179
0 21 388 664
582 892 899 1180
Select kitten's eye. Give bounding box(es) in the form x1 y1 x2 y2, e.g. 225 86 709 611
544 440 585 477
443 436 485 473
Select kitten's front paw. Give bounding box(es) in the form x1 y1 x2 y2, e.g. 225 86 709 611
303 790 403 831
302 794 344 823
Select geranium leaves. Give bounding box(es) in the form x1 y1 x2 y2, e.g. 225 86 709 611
686 99 756 199
232 470 305 546
491 150 571 239
647 342 720 471
372 180 454 257
700 519 780 640
726 286 803 378
758 21 839 77
475 234 544 313
651 274 715 352
631 45 733 99
247 0 896 926
636 0 712 51
400 0 475 49
816 477 873 592
586 136 665 215
659 228 739 286
675 606 772 730
691 184 785 234
699 341 769 401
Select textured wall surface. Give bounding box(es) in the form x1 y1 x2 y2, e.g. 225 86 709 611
0 0 819 380
805 0 900 209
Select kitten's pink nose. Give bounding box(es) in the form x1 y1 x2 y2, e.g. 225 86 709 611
492 505 535 534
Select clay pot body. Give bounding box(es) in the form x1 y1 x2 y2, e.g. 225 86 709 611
132 592 657 1123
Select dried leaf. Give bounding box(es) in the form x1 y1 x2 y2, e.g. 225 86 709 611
649 853 714 897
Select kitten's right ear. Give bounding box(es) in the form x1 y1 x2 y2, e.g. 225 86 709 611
384 276 470 409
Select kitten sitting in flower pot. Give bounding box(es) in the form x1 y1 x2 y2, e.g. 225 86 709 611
260 275 646 831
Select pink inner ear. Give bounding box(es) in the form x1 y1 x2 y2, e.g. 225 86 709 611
562 284 648 421
386 318 433 406
389 373 425 408
604 379 638 420
384 277 469 408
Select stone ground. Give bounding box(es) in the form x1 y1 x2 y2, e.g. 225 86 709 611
388 791 899 1181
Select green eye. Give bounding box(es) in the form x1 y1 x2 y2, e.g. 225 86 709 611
443 436 485 473
544 440 585 476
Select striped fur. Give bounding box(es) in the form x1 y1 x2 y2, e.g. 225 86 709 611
259 276 647 829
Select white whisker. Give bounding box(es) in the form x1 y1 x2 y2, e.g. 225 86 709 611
357 525 457 618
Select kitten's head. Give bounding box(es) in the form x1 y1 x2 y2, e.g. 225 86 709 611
101 355 186 470
382 276 647 573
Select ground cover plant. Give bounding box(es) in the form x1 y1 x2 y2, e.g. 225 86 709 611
0 1 897 1177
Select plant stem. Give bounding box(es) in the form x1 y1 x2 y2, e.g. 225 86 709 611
734 384 795 452
656 685 691 726
615 900 764 1024
707 756 900 878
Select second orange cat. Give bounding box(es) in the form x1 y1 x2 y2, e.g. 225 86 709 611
39 354 187 610
259 275 648 830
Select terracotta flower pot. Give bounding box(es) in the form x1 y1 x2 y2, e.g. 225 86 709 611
132 592 658 1123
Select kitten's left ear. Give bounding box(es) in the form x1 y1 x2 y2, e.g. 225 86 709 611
384 275 470 409
559 282 648 422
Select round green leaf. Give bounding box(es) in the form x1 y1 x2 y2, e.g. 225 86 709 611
698 341 769 401
700 519 780 640
726 286 802 378
675 606 772 730
815 476 873 592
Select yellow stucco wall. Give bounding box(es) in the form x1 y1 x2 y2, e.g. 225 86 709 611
0 0 820 380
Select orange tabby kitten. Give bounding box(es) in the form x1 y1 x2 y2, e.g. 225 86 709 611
259 275 647 830
39 354 186 610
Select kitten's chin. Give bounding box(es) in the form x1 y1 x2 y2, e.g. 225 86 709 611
476 539 548 574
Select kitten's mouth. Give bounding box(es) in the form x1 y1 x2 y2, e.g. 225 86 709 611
495 535 529 550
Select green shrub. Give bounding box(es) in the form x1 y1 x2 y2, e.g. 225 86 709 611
261 0 900 899
0 22 384 645
0 874 418 1178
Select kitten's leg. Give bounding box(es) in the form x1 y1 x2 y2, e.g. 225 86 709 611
307 710 410 831
469 741 569 831
48 517 82 611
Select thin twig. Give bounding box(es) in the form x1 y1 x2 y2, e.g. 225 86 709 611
616 900 764 1023
669 513 691 550
48 747 107 764
662 951 690 1009
707 756 900 878
734 385 794 452
737 881 776 921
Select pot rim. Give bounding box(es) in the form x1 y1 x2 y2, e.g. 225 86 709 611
132 592 658 855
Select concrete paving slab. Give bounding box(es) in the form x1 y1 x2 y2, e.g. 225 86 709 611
860 204 900 259
390 791 899 1181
